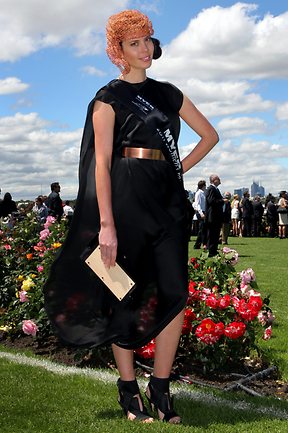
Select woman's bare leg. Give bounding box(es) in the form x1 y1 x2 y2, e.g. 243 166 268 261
153 309 185 377
112 344 135 380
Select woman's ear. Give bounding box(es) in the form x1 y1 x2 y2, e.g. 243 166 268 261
152 38 162 59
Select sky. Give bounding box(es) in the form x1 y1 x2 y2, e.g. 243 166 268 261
0 0 288 200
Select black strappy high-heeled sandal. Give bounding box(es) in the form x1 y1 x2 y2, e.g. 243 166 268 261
117 379 153 423
145 380 181 424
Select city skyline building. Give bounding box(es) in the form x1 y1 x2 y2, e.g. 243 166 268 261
251 181 265 197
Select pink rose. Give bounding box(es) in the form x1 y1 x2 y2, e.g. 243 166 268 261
240 268 256 285
19 291 29 303
202 288 212 296
37 265 44 272
267 311 275 325
44 215 56 228
240 283 250 294
222 247 239 264
40 228 50 241
232 296 240 308
247 289 260 298
222 246 231 254
22 320 38 336
258 311 266 326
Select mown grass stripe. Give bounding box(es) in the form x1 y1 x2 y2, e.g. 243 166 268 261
1 350 288 420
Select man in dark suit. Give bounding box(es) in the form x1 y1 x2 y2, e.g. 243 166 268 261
266 196 278 237
205 174 224 257
241 191 253 237
46 182 63 222
221 191 232 245
252 195 264 237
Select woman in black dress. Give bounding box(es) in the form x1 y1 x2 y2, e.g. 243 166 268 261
44 9 219 423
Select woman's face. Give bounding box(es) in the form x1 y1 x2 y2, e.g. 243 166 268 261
121 35 154 71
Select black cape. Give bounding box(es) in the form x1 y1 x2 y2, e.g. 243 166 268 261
44 78 189 349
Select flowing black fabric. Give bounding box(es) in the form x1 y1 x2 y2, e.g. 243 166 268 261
44 78 188 349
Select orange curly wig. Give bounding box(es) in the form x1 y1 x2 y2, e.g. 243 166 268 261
106 9 154 75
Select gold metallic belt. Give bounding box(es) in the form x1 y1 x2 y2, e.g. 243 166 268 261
122 147 165 161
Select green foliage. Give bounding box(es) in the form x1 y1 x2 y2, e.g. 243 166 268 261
177 248 274 372
0 216 276 374
0 214 68 338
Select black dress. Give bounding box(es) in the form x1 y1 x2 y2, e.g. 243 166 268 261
44 78 188 349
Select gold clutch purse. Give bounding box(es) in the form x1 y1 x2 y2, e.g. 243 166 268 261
85 246 135 301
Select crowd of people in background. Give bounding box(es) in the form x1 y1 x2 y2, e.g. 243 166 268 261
187 177 288 256
1 180 287 247
0 182 74 229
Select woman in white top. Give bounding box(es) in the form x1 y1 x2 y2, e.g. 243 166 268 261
231 194 240 236
277 191 288 239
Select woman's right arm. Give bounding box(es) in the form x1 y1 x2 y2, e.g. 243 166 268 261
92 100 117 268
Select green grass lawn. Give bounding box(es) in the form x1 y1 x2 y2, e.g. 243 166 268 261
1 349 288 433
189 236 288 380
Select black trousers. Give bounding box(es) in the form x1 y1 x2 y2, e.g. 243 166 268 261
206 222 222 256
194 218 207 247
242 217 252 237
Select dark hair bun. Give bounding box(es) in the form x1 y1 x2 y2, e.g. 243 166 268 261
152 38 162 59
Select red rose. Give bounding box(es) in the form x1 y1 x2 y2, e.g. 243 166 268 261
235 299 259 321
188 281 197 291
248 295 263 311
205 294 218 309
190 257 197 264
214 322 225 336
263 326 272 340
188 283 201 302
218 294 231 309
195 318 224 345
135 339 155 359
184 308 196 322
182 320 193 335
224 321 246 339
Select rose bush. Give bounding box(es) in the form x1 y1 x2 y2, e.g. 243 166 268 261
1 214 275 373
0 212 67 338
136 247 275 371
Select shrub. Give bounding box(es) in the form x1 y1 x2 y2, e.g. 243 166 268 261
0 213 67 338
136 248 275 372
1 215 275 372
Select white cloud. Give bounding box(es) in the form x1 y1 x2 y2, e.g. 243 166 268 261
217 116 268 138
81 66 107 77
135 0 160 15
182 79 274 117
276 102 288 121
0 0 130 61
181 138 288 196
150 3 286 116
152 3 288 82
0 112 82 200
0 77 29 94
